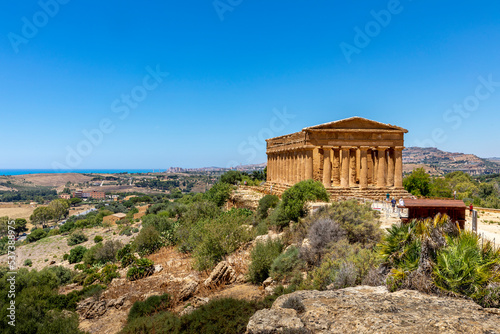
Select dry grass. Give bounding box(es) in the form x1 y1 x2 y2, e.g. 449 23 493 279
0 204 36 220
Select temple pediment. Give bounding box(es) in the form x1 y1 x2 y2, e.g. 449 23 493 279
303 117 408 133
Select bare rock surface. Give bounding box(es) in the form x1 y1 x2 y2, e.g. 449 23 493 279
204 261 236 287
247 286 500 333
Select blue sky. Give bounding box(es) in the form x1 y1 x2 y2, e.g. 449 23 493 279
1 1 500 169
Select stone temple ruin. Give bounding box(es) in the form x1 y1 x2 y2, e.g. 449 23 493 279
264 116 411 200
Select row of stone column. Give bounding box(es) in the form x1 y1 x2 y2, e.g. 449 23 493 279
321 146 403 189
267 150 313 185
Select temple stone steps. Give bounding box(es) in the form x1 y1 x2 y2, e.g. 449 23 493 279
259 182 411 201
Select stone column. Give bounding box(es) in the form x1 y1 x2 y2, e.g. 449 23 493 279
295 151 301 184
372 150 378 185
305 150 313 180
322 147 332 188
394 147 404 188
377 147 388 188
349 148 357 187
359 146 368 189
356 148 361 183
285 151 292 184
341 147 350 187
387 148 395 187
300 151 306 182
278 152 285 183
367 150 373 185
332 147 341 186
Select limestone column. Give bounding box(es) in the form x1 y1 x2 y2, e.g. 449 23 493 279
295 151 301 184
340 147 350 187
286 152 292 184
367 150 373 185
387 148 395 187
359 146 368 189
268 154 271 182
300 151 306 181
332 147 341 186
394 147 404 188
278 153 283 183
356 148 361 183
322 147 332 188
372 149 378 185
305 150 313 180
349 148 357 187
377 147 388 188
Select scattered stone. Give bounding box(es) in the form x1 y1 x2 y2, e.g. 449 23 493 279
178 278 198 301
246 308 304 334
204 261 236 287
154 264 163 273
76 296 127 319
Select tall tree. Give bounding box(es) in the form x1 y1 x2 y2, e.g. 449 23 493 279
48 199 70 222
30 206 53 228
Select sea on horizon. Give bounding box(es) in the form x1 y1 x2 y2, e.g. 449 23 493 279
0 169 159 176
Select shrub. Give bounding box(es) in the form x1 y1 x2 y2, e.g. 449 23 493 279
303 218 346 265
204 182 233 207
99 264 119 284
281 295 305 313
132 228 139 233
248 239 284 284
42 266 74 285
120 226 133 236
271 180 329 228
302 239 380 291
128 294 171 322
127 258 154 281
68 246 88 264
270 246 303 281
192 209 254 270
95 240 123 264
27 228 47 243
134 225 162 255
67 231 88 246
24 259 32 267
82 244 101 266
257 195 280 219
94 235 103 243
63 253 69 261
142 214 178 245
304 200 381 247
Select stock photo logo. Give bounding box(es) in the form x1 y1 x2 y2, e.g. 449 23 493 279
8 0 71 53
339 0 407 64
213 0 243 21
226 107 295 168
415 74 500 148
51 65 168 170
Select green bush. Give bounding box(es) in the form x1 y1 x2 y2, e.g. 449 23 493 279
68 246 88 264
67 231 88 246
128 294 171 322
27 228 48 243
134 225 163 255
120 226 133 236
63 253 69 261
99 264 120 284
24 259 33 267
302 239 381 291
142 214 178 245
248 239 284 284
95 240 123 264
204 181 233 207
271 180 329 228
304 199 381 247
94 235 103 243
127 258 154 281
270 246 303 281
192 209 254 271
257 195 280 219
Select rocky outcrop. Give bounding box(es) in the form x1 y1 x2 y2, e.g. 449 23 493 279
246 286 500 333
76 296 126 319
204 261 236 287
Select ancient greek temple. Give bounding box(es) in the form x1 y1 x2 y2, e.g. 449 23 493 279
265 117 410 199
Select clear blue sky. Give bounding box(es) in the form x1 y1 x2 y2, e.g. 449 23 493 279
1 1 500 169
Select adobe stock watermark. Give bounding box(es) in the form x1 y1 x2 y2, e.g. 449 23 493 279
340 0 409 64
8 0 71 54
6 219 17 327
51 65 169 170
414 74 500 148
226 107 295 168
213 0 243 21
